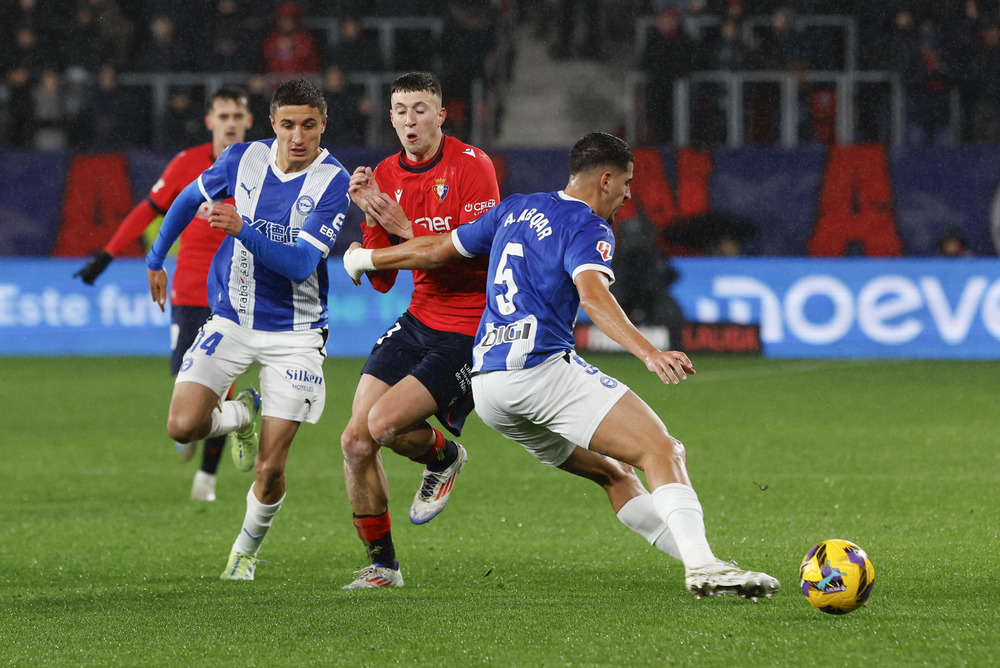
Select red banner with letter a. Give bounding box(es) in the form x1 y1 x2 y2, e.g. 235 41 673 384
51 154 138 257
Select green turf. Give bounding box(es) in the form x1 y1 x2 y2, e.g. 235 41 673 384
1 355 997 666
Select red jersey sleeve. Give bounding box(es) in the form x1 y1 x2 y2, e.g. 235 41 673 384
149 147 199 213
456 153 501 226
104 199 159 256
103 145 209 256
361 220 397 293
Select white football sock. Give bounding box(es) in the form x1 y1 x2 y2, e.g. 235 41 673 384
232 484 284 557
207 399 249 438
616 493 682 561
650 482 716 570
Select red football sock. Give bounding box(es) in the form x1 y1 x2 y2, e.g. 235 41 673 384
410 428 446 465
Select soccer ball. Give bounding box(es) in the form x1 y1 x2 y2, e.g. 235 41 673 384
799 539 875 615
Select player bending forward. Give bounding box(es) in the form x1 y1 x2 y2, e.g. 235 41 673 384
344 132 780 599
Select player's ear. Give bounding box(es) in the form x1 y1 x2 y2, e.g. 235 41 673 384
246 112 254 129
601 171 613 191
438 104 447 127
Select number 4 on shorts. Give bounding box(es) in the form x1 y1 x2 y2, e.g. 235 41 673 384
191 330 224 356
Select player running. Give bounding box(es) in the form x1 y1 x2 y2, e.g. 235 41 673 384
343 132 781 600
146 79 350 581
339 72 500 589
74 85 253 502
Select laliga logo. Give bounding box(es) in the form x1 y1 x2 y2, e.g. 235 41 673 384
696 274 1000 345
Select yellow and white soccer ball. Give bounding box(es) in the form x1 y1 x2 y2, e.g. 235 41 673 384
799 539 875 615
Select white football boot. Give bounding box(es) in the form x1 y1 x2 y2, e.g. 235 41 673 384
685 559 781 601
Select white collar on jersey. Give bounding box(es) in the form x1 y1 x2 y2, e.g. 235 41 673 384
557 190 588 205
268 140 330 182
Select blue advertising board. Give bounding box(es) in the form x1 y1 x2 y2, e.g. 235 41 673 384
3 257 999 359
670 258 1000 359
0 258 412 357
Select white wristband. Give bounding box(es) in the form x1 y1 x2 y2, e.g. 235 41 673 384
343 247 376 282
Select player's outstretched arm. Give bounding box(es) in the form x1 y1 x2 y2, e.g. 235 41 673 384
208 203 324 282
146 181 203 270
144 180 206 310
342 233 462 283
575 270 695 385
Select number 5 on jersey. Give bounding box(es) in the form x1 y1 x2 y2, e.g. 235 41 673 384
494 242 524 316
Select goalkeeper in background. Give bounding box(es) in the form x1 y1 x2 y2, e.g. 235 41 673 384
74 86 253 502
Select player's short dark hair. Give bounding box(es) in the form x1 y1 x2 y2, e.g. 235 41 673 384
270 78 327 117
390 72 443 102
568 132 634 176
208 85 249 112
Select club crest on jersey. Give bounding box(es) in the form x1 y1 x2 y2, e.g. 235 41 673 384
295 195 315 216
596 240 613 261
433 178 449 202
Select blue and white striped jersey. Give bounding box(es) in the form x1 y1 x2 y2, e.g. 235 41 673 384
197 139 350 331
452 191 616 373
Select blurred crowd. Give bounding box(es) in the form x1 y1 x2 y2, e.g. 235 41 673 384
6 0 1000 150
0 0 500 149
637 0 1000 145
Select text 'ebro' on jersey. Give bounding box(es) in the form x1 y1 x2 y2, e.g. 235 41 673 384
452 190 616 373
197 138 350 332
363 134 500 336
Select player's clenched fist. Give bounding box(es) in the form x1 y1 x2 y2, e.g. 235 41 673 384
208 202 243 236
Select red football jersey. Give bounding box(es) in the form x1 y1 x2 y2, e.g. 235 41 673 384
364 135 500 336
104 143 229 307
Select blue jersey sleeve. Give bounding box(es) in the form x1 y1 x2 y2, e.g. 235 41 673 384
196 144 235 202
564 217 616 284
234 228 324 282
295 166 351 257
453 206 500 257
145 180 204 270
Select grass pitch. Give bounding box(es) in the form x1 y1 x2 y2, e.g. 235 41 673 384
2 355 997 666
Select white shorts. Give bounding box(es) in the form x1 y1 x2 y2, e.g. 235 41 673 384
176 316 327 424
471 352 630 467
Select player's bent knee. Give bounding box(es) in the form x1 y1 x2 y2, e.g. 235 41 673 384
641 435 687 471
166 412 206 444
254 456 282 482
340 422 379 463
366 407 401 449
